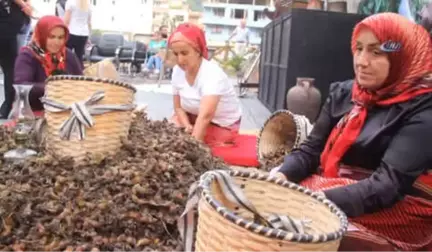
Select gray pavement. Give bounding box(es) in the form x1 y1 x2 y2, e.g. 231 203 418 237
0 73 270 130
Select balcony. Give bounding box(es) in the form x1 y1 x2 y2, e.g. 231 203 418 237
202 5 270 28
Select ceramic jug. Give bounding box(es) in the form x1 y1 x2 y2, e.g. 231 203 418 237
286 77 322 123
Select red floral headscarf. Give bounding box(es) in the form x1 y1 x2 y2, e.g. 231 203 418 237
321 13 432 178
168 23 208 59
27 15 69 77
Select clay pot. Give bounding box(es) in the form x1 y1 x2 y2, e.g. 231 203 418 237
286 77 322 123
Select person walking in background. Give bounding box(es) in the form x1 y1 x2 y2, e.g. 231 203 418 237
0 0 29 118
64 0 91 66
16 0 32 51
228 19 250 56
55 0 66 18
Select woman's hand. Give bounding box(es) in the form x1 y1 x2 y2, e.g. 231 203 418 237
184 124 193 134
21 3 33 17
192 95 220 142
269 165 281 176
273 172 287 180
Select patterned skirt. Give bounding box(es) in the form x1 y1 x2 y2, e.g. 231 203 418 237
300 167 432 251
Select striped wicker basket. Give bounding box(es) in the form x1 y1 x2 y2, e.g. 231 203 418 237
194 170 348 251
43 75 136 162
257 109 313 162
83 58 119 80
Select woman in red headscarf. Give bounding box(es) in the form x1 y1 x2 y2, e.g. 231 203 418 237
271 13 432 251
168 23 242 147
14 15 83 111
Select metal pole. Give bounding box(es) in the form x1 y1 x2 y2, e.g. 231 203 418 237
323 0 328 11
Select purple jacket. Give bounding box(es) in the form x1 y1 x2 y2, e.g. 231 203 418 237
14 48 83 111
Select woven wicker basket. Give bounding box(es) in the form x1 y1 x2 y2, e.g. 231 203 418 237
195 170 348 251
43 75 136 161
257 110 313 161
83 58 119 80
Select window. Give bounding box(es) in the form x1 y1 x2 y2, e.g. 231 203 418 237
211 7 225 17
174 15 185 22
254 0 271 6
210 25 224 34
253 10 265 21
231 9 247 19
229 0 253 4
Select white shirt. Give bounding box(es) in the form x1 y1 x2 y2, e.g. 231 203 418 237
171 59 242 127
65 0 91 36
233 26 250 43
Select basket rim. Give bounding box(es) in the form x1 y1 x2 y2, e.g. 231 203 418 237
256 109 301 161
45 75 137 93
199 169 348 243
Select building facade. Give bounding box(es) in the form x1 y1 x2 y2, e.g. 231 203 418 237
31 0 154 34
202 0 273 45
152 0 202 32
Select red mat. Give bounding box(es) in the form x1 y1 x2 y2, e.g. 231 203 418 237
211 134 260 167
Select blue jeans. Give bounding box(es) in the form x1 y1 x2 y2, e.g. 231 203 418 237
146 55 162 71
17 23 32 52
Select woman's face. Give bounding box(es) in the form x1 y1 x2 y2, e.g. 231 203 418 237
353 28 390 90
45 27 66 54
170 41 201 73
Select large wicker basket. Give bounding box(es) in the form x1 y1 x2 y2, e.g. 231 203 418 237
43 75 136 161
257 110 313 162
194 170 348 251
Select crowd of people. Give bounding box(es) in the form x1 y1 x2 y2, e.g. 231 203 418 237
1 0 432 249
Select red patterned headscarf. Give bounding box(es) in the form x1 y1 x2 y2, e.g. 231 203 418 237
27 15 69 77
168 23 208 59
321 13 432 178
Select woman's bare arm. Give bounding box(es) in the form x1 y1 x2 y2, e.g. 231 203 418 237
192 95 220 141
173 95 192 128
87 8 92 32
63 9 71 26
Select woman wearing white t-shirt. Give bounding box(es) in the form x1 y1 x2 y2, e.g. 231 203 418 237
169 23 242 147
64 0 91 65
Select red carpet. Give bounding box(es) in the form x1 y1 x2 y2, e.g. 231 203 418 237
211 134 260 167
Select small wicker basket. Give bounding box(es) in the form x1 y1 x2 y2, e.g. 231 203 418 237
257 110 313 162
83 58 119 80
43 75 136 161
195 170 348 251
